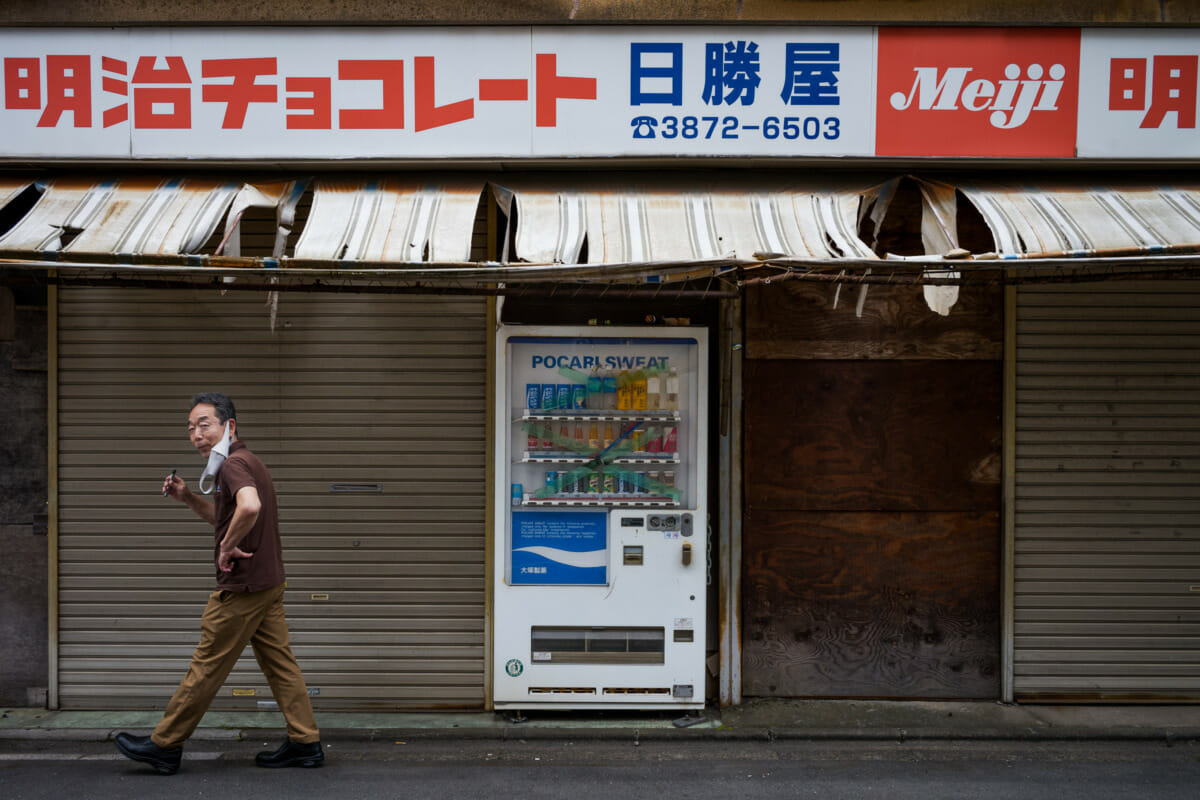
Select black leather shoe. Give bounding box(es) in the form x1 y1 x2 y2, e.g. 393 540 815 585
255 739 324 768
114 732 182 775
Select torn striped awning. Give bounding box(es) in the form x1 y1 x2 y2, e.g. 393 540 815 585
490 175 884 265
0 176 480 265
2 174 1200 292
917 178 1200 258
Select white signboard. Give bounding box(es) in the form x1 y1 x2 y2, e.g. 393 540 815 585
0 26 1195 160
1078 29 1200 158
0 26 873 160
530 27 875 157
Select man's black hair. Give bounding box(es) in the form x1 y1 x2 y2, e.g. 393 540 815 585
190 392 236 425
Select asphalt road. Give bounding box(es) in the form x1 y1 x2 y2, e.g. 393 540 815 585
1 738 1198 799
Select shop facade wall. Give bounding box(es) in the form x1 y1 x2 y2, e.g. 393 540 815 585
0 0 1191 24
0 288 49 707
741 281 1004 698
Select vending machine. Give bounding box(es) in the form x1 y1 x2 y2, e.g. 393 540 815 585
492 325 709 710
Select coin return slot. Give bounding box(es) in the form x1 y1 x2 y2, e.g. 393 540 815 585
673 629 694 643
623 546 644 565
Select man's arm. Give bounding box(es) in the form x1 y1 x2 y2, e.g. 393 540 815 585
217 486 260 572
163 473 216 526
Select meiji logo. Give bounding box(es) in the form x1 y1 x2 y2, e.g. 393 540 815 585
875 27 1080 157
889 62 1068 129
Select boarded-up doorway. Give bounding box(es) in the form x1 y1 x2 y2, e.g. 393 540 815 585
741 281 1003 698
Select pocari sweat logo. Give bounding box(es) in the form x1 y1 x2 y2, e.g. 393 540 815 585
531 354 670 370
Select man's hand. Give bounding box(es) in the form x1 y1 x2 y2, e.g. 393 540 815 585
162 472 216 525
162 472 187 501
218 544 254 573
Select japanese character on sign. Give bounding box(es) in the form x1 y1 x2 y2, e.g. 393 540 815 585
1108 55 1197 129
535 53 596 127
3 49 595 135
702 40 761 106
630 43 683 106
33 55 91 128
124 57 192 129
337 59 405 129
780 42 840 106
4 58 41 111
202 57 278 129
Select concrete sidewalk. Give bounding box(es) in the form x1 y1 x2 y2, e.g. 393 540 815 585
3 699 1199 743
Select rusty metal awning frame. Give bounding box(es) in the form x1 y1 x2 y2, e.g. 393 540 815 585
2 174 1200 298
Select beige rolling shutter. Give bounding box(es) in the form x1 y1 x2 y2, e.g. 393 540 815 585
1014 282 1200 701
56 286 487 710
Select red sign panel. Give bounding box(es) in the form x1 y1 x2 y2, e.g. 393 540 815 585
876 27 1081 157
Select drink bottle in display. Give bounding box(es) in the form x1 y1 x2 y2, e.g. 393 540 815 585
665 367 679 410
617 370 632 410
586 370 602 408
572 383 586 409
540 386 556 449
645 373 660 409
588 421 600 450
632 370 647 410
664 426 678 453
602 422 615 448
526 384 540 451
646 428 662 453
602 370 617 409
556 384 571 412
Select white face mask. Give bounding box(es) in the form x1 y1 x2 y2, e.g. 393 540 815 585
198 421 233 495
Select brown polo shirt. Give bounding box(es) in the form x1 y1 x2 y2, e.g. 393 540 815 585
212 440 286 592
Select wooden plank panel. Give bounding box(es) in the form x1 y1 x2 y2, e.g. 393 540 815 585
746 283 1003 360
741 509 1000 698
745 359 1002 512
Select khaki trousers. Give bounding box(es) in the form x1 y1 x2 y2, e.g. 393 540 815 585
152 583 320 749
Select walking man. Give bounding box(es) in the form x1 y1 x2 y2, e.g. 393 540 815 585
115 392 323 774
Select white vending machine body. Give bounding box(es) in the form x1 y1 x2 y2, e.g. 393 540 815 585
492 326 708 710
